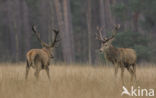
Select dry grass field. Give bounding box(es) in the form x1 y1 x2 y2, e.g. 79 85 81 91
0 63 155 98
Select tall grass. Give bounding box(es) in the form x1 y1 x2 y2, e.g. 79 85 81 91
0 63 155 98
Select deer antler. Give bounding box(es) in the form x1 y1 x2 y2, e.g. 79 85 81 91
96 26 106 42
32 25 48 47
51 29 60 47
112 24 120 35
106 24 120 41
96 24 120 43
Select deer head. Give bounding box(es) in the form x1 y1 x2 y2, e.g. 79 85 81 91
32 25 60 58
96 24 120 52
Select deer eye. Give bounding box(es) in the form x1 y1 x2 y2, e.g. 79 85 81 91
105 44 108 46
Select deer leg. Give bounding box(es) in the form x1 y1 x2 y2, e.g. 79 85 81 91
34 70 40 80
31 55 36 68
45 67 51 81
114 63 119 77
121 67 124 85
132 63 136 81
25 60 30 80
126 65 134 83
34 66 41 80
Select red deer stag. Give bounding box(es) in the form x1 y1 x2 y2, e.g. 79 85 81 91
96 24 137 84
25 25 60 80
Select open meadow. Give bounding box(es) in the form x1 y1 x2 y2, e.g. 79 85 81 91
0 63 155 98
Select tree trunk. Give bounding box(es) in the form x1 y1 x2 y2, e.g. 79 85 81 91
111 0 116 4
87 0 92 64
63 0 75 63
39 0 51 42
53 0 75 63
104 0 114 31
99 0 106 36
132 11 140 32
6 0 21 62
53 0 65 61
21 0 31 58
6 1 16 61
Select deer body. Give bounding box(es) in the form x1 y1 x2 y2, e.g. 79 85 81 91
25 25 60 80
96 24 137 84
26 48 51 68
104 45 136 66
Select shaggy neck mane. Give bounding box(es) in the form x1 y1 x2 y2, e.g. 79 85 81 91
104 45 119 64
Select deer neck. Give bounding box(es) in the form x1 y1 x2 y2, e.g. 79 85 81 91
109 45 116 50
104 45 117 55
103 45 119 63
42 48 51 57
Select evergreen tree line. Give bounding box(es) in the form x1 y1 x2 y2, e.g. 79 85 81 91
0 0 155 63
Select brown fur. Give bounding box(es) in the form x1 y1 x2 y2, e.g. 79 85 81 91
104 46 136 65
25 48 52 80
97 24 137 84
102 45 137 83
25 25 59 80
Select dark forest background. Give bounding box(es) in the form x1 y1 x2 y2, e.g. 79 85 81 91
0 0 156 64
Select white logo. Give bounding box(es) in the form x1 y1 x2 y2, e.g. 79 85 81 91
121 86 154 96
121 86 131 96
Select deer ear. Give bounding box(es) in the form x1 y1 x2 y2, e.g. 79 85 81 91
108 38 114 44
42 43 49 48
